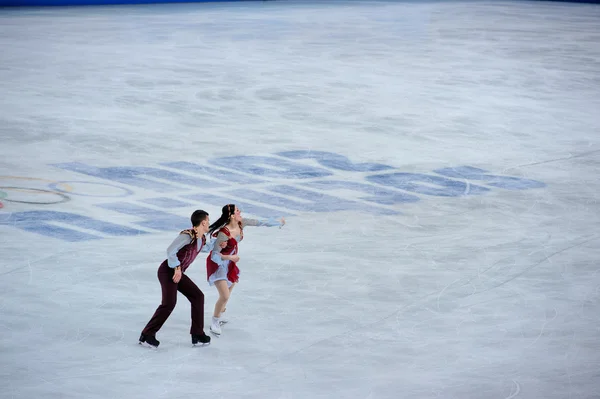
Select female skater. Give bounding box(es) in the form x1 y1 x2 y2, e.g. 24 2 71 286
206 204 285 336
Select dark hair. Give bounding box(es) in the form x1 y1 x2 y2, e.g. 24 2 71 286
208 204 239 236
191 210 209 227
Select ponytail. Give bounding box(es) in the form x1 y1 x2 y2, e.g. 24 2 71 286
208 204 236 236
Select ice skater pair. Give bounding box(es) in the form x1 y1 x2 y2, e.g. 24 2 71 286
138 209 227 349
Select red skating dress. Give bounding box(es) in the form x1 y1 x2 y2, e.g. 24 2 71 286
206 226 242 287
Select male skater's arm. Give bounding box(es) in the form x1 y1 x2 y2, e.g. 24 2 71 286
211 232 239 263
200 235 227 253
166 233 192 283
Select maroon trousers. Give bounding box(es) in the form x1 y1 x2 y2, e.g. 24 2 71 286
142 261 205 336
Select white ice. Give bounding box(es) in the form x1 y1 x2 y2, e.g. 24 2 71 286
1 0 600 398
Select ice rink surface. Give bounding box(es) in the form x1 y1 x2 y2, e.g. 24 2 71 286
1 0 600 398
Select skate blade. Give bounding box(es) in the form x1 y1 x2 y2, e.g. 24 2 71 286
139 341 158 350
192 342 210 347
209 330 221 337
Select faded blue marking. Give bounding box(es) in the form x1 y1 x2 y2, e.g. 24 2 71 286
434 166 547 190
366 172 490 197
181 192 296 218
276 150 395 172
51 162 225 193
210 155 333 179
95 202 189 231
140 197 193 208
232 185 398 215
161 161 265 184
0 210 148 242
302 180 420 205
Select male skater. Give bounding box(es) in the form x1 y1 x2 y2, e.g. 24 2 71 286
139 209 226 348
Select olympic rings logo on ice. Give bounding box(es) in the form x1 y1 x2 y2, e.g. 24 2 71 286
0 151 546 242
0 176 73 205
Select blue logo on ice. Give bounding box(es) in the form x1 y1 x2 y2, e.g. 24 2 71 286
0 151 546 242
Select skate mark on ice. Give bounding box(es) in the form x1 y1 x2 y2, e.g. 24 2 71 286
26 259 32 285
514 148 600 168
253 281 458 372
526 308 558 349
477 235 599 294
0 250 77 277
436 277 462 312
505 380 521 399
